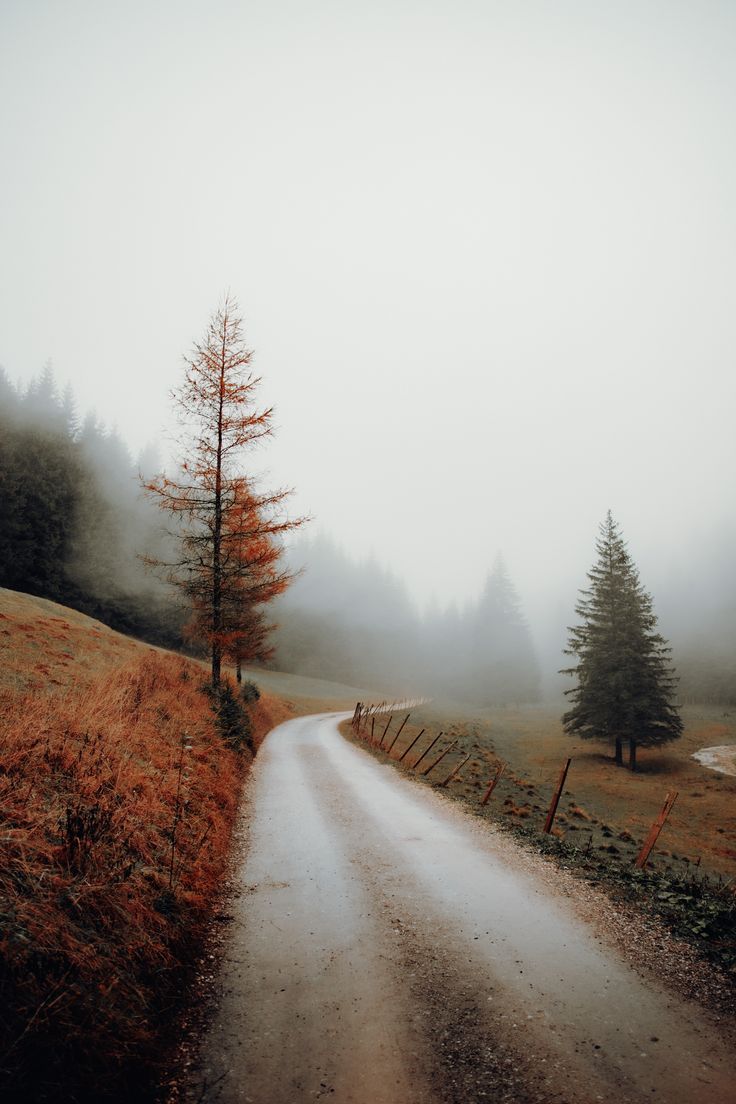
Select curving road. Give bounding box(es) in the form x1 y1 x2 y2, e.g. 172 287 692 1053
185 712 736 1103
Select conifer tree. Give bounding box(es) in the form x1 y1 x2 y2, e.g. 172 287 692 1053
562 512 682 769
183 476 295 680
472 556 540 705
145 296 302 686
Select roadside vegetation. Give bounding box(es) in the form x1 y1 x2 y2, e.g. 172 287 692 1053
0 590 291 1102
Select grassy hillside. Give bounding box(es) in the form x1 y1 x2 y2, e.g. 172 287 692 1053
239 663 389 713
0 588 291 1102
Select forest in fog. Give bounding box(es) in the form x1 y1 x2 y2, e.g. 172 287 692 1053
271 536 540 704
0 366 182 644
1 364 734 705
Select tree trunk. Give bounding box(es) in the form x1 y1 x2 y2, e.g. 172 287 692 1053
629 739 637 771
236 658 242 684
615 736 623 766
211 351 226 689
212 640 221 688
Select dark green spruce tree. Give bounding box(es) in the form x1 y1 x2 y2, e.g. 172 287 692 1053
562 512 683 770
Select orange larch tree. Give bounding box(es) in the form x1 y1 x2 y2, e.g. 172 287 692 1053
186 476 298 681
145 296 303 686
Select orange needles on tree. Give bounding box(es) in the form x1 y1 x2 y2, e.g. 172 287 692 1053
143 296 305 688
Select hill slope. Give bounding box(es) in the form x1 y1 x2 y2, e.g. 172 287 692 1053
0 588 291 1102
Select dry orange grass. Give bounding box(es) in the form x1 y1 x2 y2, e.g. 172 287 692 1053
0 587 147 693
0 591 291 1101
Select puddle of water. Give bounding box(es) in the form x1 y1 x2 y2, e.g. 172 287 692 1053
692 745 736 777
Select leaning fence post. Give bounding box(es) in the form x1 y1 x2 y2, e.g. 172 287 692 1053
543 758 572 834
439 754 471 788
481 762 506 805
399 728 425 763
635 791 678 869
370 717 375 744
412 733 442 771
422 740 458 777
387 714 410 756
380 714 393 747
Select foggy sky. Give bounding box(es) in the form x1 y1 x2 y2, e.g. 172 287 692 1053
1 0 735 625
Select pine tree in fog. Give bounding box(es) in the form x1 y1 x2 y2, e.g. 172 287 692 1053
562 512 682 769
0 366 183 643
271 538 541 704
471 556 540 705
271 535 418 689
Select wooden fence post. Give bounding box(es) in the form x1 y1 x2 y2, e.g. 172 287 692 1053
635 791 678 869
481 762 505 805
398 729 425 763
387 714 410 756
412 733 442 771
380 714 393 747
543 758 571 834
370 717 375 744
439 754 471 788
422 740 458 777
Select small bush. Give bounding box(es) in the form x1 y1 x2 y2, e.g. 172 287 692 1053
240 679 260 704
215 683 253 752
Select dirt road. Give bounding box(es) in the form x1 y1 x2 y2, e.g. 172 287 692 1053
184 712 735 1103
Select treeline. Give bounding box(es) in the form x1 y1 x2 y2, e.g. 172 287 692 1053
0 365 184 645
0 363 543 704
271 536 542 705
1 365 733 705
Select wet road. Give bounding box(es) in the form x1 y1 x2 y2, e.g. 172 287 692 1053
186 712 736 1103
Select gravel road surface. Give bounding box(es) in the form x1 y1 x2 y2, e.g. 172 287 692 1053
184 712 736 1103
